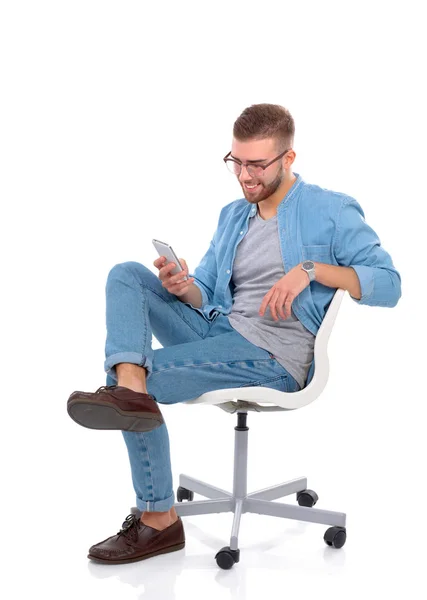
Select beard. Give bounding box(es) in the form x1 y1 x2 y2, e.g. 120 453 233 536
241 168 284 203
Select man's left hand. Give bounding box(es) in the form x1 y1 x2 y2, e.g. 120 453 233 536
259 264 310 321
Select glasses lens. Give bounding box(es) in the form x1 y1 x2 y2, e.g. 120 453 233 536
225 160 241 175
246 165 263 178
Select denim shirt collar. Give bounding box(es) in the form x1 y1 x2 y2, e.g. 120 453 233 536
247 172 304 219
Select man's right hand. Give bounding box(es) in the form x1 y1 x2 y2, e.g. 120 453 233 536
153 256 195 297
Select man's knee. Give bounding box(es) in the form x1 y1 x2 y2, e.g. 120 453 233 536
106 261 154 286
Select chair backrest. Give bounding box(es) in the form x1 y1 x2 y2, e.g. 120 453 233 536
247 287 346 411
305 287 346 388
252 287 346 411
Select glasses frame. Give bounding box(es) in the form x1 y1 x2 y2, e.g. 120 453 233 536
223 148 291 177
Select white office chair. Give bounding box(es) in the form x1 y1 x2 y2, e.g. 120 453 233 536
171 288 347 569
130 288 346 568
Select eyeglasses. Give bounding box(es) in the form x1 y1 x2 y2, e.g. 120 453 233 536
223 149 290 177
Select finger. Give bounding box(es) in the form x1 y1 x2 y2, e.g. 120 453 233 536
154 256 166 268
160 261 176 278
269 291 280 320
278 297 287 319
259 291 273 316
266 302 278 321
178 259 189 278
283 299 293 317
176 277 194 288
165 277 195 290
170 272 188 285
178 262 190 279
169 266 190 284
270 305 279 321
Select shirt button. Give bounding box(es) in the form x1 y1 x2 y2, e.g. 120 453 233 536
226 269 230 274
219 305 222 308
240 231 243 235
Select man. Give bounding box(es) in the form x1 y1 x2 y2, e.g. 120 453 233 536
67 103 401 564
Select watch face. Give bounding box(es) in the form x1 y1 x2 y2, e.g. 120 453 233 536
303 260 314 270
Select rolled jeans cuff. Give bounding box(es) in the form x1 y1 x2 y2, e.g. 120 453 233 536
136 491 175 512
104 352 153 381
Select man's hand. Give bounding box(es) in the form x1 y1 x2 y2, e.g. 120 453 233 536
259 264 310 321
153 256 195 297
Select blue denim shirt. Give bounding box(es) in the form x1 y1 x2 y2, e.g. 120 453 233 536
187 172 402 384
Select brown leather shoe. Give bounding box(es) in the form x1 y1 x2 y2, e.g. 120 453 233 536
88 513 185 564
67 385 164 432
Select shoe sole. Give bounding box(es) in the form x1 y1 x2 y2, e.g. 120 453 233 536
67 398 163 432
87 541 185 564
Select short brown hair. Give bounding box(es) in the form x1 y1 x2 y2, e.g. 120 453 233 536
233 103 295 152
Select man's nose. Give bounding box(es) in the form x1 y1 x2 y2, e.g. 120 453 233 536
238 164 251 182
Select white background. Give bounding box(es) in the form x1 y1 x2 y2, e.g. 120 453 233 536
0 1 425 599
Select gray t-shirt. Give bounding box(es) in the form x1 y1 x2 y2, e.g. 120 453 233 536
227 209 315 389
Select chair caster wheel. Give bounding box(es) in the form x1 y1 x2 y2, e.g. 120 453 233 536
297 489 319 507
215 546 240 570
177 486 194 502
324 526 347 548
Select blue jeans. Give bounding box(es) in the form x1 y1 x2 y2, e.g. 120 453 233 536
104 261 300 512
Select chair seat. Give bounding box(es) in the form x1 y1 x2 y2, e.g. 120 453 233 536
183 289 346 412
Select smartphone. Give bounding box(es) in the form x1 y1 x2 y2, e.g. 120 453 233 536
152 238 188 281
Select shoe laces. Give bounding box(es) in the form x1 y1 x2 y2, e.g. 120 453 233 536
117 514 140 543
94 385 117 394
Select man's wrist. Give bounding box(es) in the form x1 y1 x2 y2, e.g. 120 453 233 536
301 260 316 282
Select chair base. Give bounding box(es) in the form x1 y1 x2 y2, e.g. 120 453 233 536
173 410 347 553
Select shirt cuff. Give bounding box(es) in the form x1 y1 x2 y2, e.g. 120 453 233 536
349 264 374 303
190 278 209 308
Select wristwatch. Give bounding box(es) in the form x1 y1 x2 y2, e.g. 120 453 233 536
301 260 316 282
